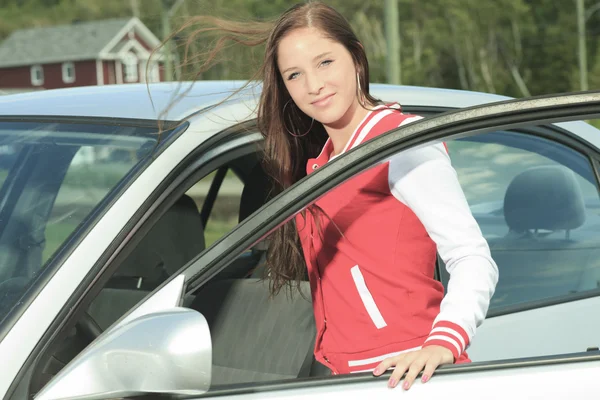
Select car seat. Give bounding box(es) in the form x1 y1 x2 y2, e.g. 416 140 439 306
488 165 596 307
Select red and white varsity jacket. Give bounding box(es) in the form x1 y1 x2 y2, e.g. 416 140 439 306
296 103 499 374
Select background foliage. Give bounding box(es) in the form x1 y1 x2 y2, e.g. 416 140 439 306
1 0 600 97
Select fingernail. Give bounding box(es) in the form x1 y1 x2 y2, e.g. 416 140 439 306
403 380 411 390
388 379 397 388
422 374 429 383
373 368 380 375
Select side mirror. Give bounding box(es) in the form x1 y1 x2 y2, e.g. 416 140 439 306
35 307 212 400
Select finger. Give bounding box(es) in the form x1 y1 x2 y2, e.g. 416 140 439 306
402 358 427 390
421 357 441 384
388 355 415 388
373 355 402 376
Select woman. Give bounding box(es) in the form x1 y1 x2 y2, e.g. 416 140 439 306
170 0 498 390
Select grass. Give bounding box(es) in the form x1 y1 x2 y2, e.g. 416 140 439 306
204 218 239 247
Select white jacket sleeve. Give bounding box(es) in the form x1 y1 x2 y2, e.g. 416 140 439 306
387 116 499 359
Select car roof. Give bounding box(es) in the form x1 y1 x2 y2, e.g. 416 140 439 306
1 81 598 148
0 80 513 121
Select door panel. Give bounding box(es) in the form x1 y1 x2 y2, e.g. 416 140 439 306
469 296 600 361
203 358 600 399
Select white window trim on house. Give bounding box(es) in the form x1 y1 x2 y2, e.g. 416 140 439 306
150 61 160 83
30 65 44 86
123 53 139 83
98 18 161 60
96 60 104 85
140 60 161 83
104 39 153 84
62 62 76 84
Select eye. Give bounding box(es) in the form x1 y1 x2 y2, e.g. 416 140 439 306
320 59 333 67
287 72 300 81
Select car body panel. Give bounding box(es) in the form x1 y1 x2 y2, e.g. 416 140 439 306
0 81 512 121
469 296 600 361
1 80 597 151
199 358 599 400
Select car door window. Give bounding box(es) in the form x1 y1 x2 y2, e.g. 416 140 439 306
446 126 600 310
0 144 19 186
44 146 143 263
90 165 244 324
0 122 158 322
186 168 244 247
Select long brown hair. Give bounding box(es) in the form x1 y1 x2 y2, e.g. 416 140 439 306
157 1 380 295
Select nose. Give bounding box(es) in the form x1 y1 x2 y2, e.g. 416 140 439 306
305 72 324 95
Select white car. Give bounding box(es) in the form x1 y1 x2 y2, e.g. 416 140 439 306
0 81 599 400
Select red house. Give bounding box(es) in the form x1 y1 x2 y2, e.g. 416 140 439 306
0 17 165 93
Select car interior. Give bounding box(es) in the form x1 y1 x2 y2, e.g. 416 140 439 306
31 149 327 395
485 165 600 306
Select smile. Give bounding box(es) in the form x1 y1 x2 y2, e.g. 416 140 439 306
311 93 335 106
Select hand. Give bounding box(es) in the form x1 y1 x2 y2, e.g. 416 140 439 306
372 345 454 390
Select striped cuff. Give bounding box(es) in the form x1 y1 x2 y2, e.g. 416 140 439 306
422 321 469 361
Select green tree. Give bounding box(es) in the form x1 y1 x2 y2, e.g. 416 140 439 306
1 0 597 97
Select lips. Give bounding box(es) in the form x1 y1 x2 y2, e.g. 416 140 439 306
311 93 335 106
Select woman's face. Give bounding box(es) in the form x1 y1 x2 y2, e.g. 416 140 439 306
277 27 360 128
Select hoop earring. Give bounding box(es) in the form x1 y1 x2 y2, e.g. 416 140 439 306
283 99 314 137
357 72 366 106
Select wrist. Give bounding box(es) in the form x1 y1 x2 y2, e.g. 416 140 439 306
423 321 470 361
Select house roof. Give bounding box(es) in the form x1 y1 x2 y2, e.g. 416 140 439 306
0 17 161 68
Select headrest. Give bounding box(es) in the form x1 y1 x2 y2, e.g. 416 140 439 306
503 165 586 232
239 163 273 223
115 194 205 286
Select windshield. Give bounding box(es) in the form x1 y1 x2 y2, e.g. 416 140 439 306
0 120 161 323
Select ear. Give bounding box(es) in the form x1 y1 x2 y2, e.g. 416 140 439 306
355 42 365 76
354 64 363 81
